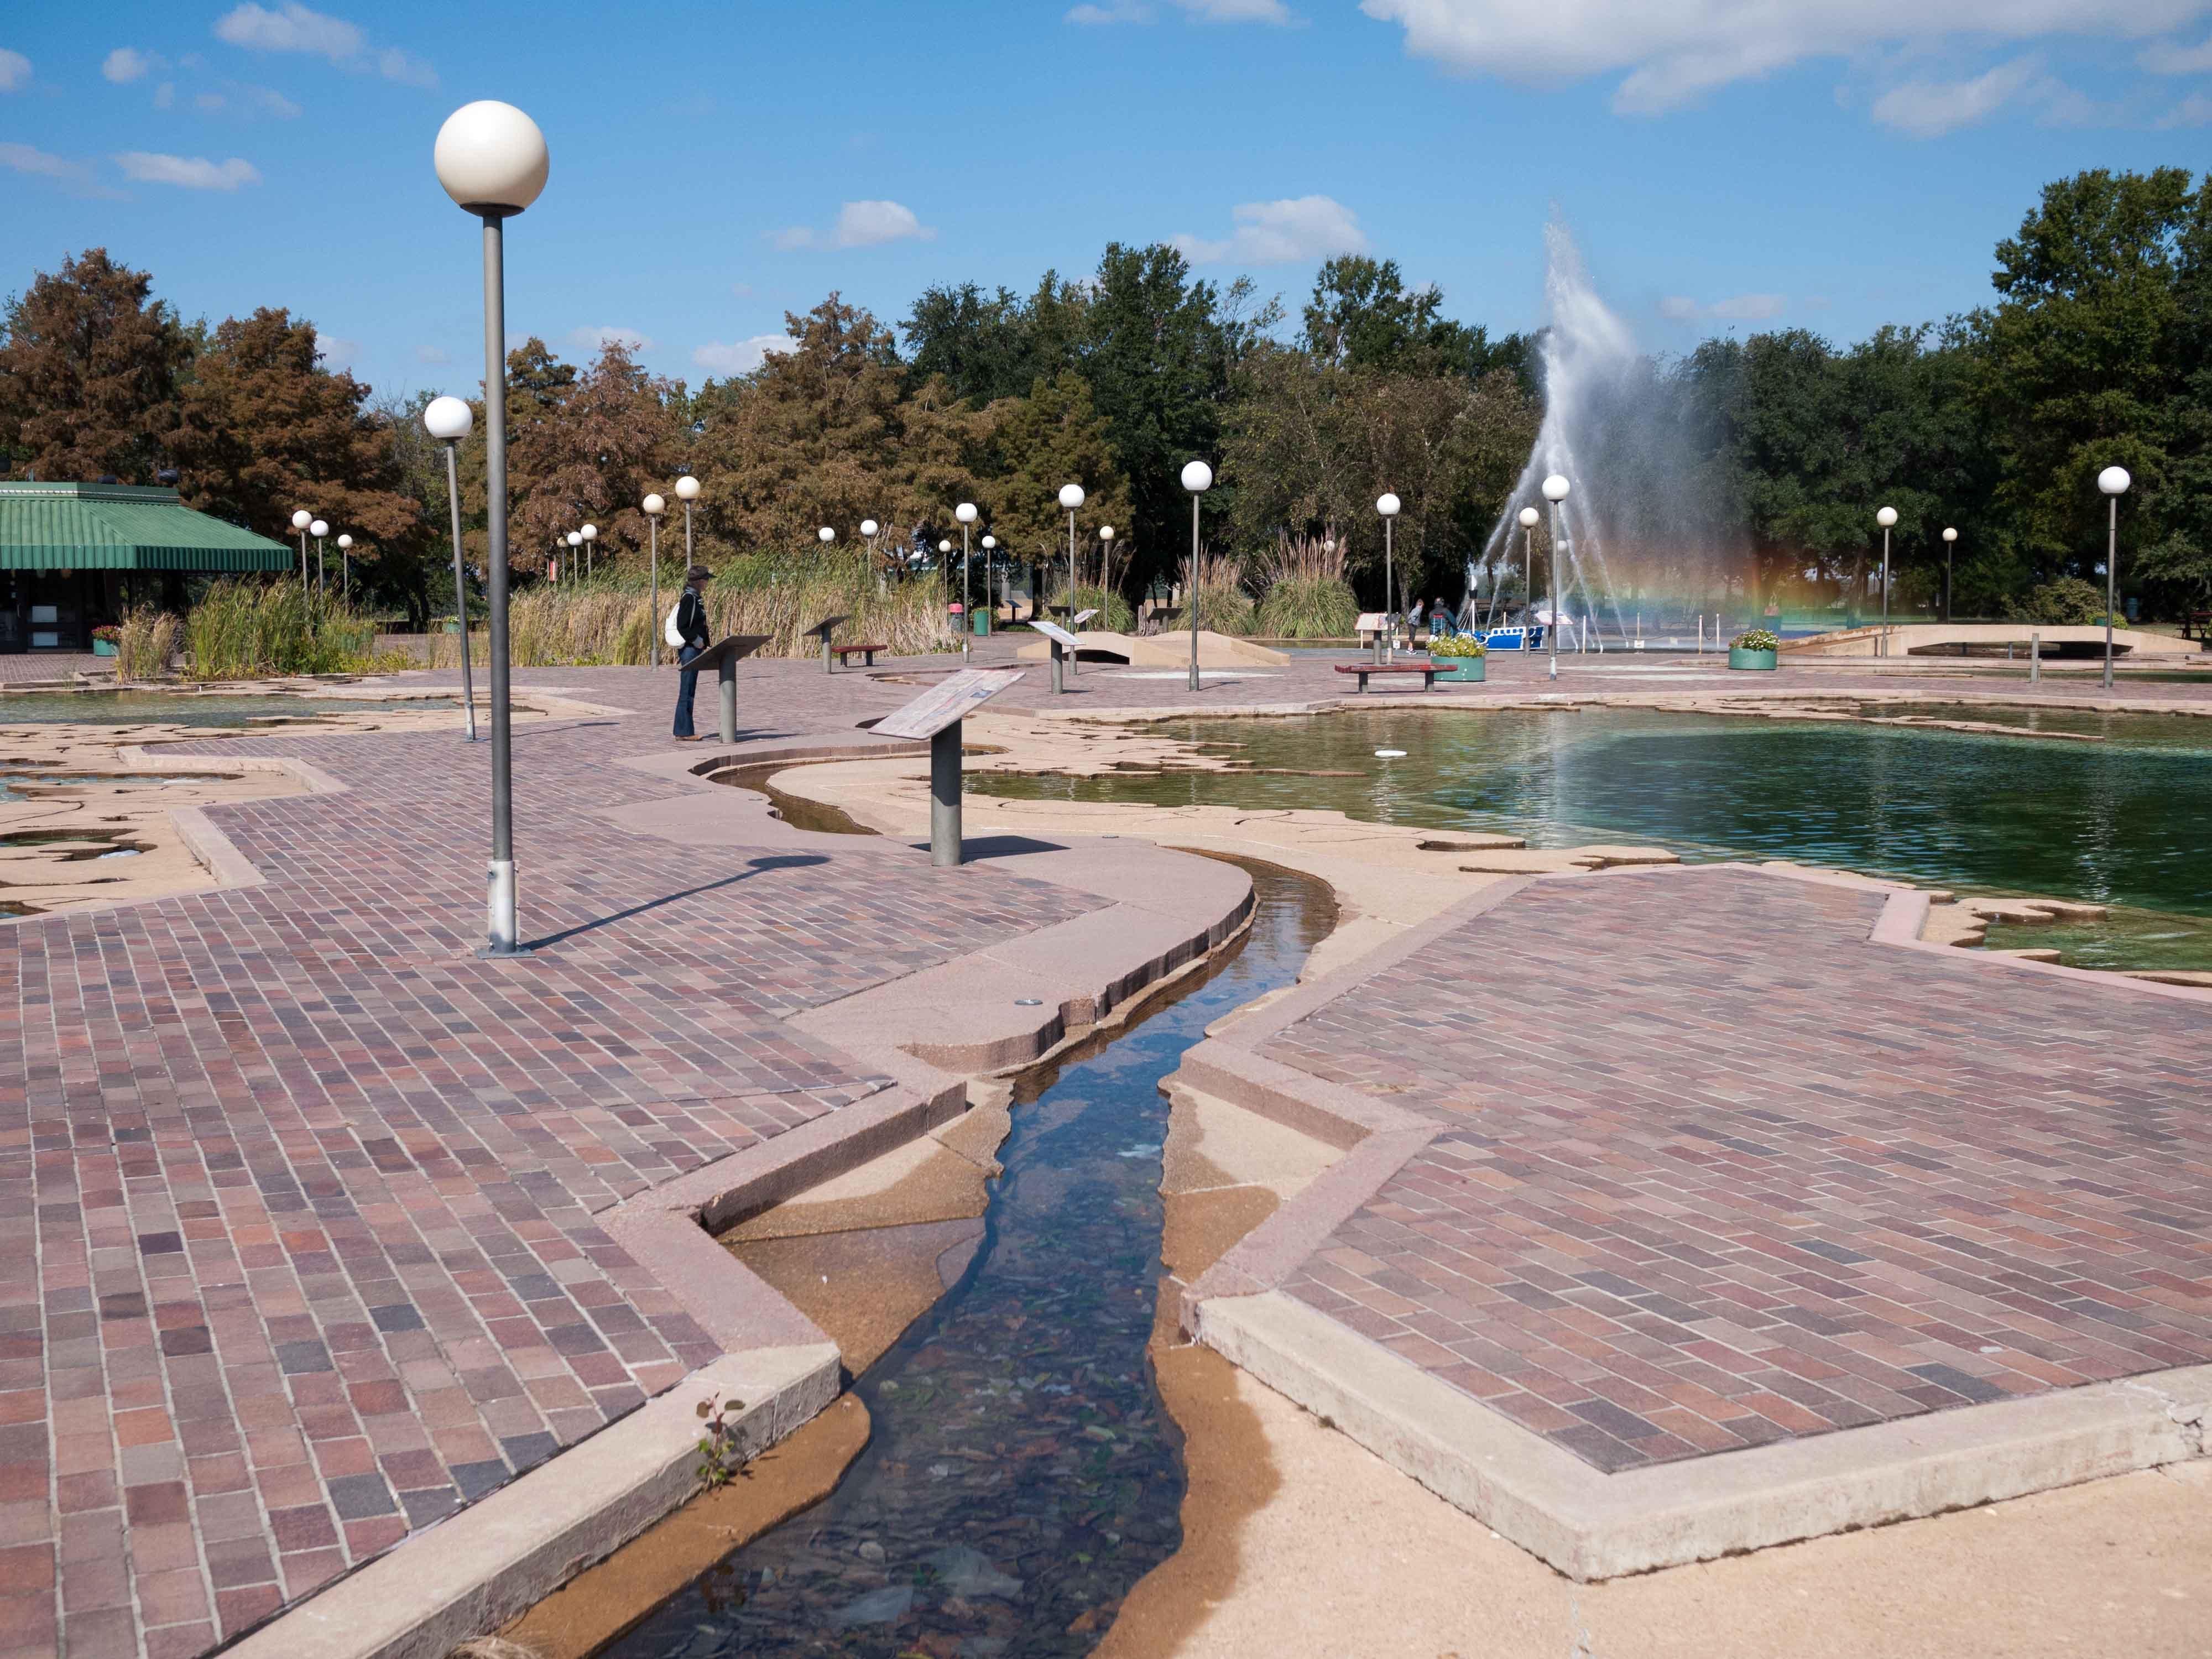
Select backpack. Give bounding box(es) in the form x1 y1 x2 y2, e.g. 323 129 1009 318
664 599 685 649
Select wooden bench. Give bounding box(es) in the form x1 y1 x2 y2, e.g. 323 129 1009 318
1334 662 1443 693
831 642 888 669
2183 611 2211 643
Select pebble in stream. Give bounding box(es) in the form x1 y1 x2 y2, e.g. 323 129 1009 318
599 865 1331 1658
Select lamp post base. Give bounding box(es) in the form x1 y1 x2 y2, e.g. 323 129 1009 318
930 722 963 868
483 858 528 956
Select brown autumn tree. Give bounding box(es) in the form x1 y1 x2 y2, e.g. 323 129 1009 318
171 307 420 562
502 338 679 571
0 248 191 483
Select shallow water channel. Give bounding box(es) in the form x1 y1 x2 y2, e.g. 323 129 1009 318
0 692 455 726
601 860 1331 1659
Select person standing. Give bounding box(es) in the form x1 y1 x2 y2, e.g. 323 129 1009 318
671 563 713 742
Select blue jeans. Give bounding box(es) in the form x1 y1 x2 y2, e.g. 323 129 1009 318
674 643 701 737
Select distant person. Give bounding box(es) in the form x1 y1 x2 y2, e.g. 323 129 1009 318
671 564 712 742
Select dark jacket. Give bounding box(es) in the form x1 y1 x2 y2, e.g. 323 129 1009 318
676 588 710 652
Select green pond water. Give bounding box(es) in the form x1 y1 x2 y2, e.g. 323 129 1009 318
0 692 454 726
972 706 2212 970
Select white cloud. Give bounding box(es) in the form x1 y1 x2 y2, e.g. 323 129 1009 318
1172 195 1368 264
213 3 434 86
1660 293 1788 322
114 150 262 189
2144 33 2212 71
2160 90 2212 123
0 142 107 196
1870 56 2047 137
236 82 304 118
570 326 656 354
317 336 359 370
693 334 794 375
415 344 451 364
0 49 29 92
772 200 936 252
154 81 176 108
104 47 157 84
1069 1 1154 20
197 91 227 111
1360 0 2205 115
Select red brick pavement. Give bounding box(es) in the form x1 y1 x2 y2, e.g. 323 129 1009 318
1 668 1103 1659
1259 867 2212 1475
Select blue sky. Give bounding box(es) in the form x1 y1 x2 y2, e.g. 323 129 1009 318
4 1 2209 405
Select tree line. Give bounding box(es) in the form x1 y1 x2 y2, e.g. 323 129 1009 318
2 165 2205 625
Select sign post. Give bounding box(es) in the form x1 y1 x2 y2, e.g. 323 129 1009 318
873 667 1026 867
805 614 851 675
685 634 771 743
1027 619 1081 695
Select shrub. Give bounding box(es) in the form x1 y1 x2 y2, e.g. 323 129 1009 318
1181 551 1255 636
113 607 182 679
1254 534 1358 638
184 580 397 679
1731 628 1780 652
1041 584 1135 634
2004 577 2112 627
1430 632 1487 658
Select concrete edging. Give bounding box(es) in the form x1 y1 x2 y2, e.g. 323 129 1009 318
221 1345 840 1659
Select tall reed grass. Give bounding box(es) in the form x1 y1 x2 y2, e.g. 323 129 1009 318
1180 551 1256 636
1041 585 1135 634
1254 534 1358 638
114 606 184 680
427 559 956 667
184 580 398 679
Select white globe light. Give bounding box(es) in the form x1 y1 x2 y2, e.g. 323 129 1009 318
310 519 328 538
422 394 472 442
336 534 352 550
860 518 879 537
675 475 701 501
1541 474 1570 503
291 510 312 531
2098 465 2132 496
1100 525 1115 541
1876 505 1898 528
434 101 549 214
1322 537 1336 552
1058 483 1086 510
982 535 996 549
566 530 582 547
1518 507 1540 528
1181 460 1213 494
818 526 836 543
642 493 665 515
581 523 597 541
955 502 978 524
938 539 952 554
1376 492 1401 518
1942 526 1957 542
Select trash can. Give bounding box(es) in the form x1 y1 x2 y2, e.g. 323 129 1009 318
973 609 991 637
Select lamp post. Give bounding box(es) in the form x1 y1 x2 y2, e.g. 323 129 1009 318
1541 474 1570 682
860 517 881 588
336 533 353 597
982 534 999 613
565 529 582 583
1375 493 1401 662
2099 466 2131 691
1875 505 1898 656
435 97 549 957
1099 525 1115 623
1058 483 1085 674
642 493 665 667
1942 526 1958 622
675 476 701 587
1182 460 1212 691
291 509 312 594
310 520 329 595
581 521 597 580
1517 506 1539 634
956 502 978 660
423 394 479 740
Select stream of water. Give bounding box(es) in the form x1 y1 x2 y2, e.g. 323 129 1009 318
600 861 1332 1658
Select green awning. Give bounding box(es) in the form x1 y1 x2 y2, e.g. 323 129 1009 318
0 482 295 572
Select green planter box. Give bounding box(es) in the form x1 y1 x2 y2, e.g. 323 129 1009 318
1429 656 1486 682
1729 646 1778 671
92 638 117 657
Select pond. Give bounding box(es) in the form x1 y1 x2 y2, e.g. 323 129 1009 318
972 705 2212 968
0 692 456 726
599 861 1332 1658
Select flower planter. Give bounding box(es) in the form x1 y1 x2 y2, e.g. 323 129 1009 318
1728 646 1778 671
1429 656 1486 682
92 638 117 657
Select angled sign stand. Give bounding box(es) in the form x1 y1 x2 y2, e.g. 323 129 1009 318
687 634 771 742
874 667 1025 865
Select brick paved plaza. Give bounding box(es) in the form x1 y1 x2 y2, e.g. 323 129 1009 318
4 645 2209 1656
1253 867 2211 1474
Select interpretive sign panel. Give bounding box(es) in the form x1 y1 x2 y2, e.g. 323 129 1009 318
688 634 770 671
804 614 851 641
874 667 1026 741
1073 608 1099 628
1028 619 1080 650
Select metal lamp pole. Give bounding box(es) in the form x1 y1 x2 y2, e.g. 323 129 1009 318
581 521 597 580
1059 483 1084 675
436 98 549 957
1541 474 1569 681
291 510 312 594
423 395 479 740
643 492 665 667
956 502 978 661
1376 493 1400 663
1941 526 1958 622
2098 467 2131 691
311 520 328 595
1182 461 1212 691
1518 507 1538 634
1875 506 1897 657
337 534 353 597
